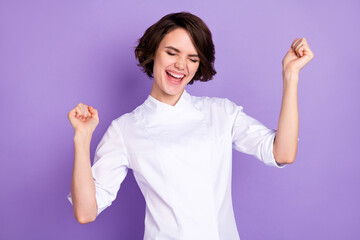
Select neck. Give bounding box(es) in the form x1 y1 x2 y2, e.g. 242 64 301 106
150 88 185 106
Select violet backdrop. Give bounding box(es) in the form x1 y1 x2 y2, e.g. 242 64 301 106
0 0 359 239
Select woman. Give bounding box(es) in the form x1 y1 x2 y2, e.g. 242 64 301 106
67 12 314 239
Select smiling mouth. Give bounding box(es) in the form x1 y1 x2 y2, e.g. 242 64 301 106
166 71 185 83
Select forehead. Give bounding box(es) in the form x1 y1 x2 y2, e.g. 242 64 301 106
159 28 198 54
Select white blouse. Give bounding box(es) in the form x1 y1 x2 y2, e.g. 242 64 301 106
67 89 286 240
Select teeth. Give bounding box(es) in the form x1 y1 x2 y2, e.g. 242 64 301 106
167 71 184 79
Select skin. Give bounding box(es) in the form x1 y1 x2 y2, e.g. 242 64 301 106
67 104 98 223
150 27 200 106
274 37 315 164
66 32 314 223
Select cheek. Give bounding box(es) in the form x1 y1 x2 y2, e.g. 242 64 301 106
160 52 174 65
153 58 164 75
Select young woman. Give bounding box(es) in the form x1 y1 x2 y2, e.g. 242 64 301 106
67 12 314 239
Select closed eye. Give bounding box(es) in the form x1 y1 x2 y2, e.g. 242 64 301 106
167 51 198 63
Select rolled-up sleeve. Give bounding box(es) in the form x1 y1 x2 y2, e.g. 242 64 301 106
224 98 286 168
67 119 130 216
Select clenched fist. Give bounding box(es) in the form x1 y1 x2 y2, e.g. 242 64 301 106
282 37 314 75
67 103 99 134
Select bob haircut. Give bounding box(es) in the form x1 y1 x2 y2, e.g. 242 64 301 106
134 12 216 85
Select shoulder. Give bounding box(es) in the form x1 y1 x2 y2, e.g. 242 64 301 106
190 94 243 113
111 111 135 130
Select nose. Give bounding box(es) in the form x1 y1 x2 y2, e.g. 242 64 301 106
174 57 185 70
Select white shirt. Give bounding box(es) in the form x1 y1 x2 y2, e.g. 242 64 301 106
67 89 286 240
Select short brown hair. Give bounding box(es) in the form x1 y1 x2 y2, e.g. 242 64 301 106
134 12 216 85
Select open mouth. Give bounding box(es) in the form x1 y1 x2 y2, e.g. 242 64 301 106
166 70 185 85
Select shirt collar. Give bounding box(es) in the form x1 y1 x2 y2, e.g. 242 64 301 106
144 89 192 113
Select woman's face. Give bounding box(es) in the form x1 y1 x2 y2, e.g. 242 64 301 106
151 28 200 105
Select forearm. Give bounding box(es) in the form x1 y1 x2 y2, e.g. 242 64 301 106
71 131 97 223
273 71 299 164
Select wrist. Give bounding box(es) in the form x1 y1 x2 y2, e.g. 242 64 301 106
282 68 299 78
283 69 299 83
74 131 93 143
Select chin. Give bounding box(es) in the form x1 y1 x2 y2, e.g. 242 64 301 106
152 70 191 98
162 71 188 93
161 86 184 96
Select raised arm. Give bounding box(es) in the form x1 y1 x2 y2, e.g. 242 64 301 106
273 38 314 165
67 103 99 224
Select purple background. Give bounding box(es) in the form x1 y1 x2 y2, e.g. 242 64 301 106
1 0 359 239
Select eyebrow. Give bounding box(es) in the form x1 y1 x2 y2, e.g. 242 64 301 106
165 46 199 58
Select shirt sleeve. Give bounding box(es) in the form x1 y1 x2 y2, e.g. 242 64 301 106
224 98 288 168
67 119 130 216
